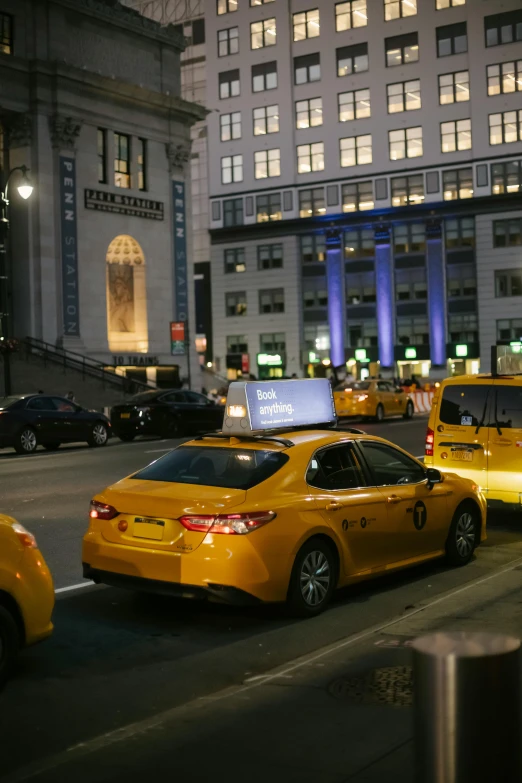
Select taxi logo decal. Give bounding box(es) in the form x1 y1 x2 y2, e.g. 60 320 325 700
342 519 349 531
360 517 367 529
413 501 427 531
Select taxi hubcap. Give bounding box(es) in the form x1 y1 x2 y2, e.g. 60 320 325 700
300 551 330 606
456 513 475 557
93 424 107 445
21 430 36 452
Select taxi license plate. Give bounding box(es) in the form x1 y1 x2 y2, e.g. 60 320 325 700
451 450 473 462
120 412 131 419
133 517 165 541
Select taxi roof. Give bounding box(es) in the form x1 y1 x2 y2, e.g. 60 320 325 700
438 373 522 386
191 428 373 453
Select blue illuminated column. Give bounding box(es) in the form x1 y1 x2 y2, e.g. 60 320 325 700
325 229 346 368
426 220 447 367
374 225 394 369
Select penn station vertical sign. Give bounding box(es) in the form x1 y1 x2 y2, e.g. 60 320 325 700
60 157 80 336
173 181 187 322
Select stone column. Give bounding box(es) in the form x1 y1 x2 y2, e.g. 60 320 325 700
49 114 83 352
4 114 34 342
426 220 447 369
374 224 395 369
325 229 346 369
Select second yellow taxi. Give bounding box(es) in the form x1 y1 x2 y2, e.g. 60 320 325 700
334 379 414 422
83 379 485 617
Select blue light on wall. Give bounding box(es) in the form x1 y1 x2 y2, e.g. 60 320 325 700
375 231 394 368
426 223 446 367
326 231 345 368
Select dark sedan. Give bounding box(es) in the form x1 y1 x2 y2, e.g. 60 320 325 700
111 389 224 441
0 395 111 454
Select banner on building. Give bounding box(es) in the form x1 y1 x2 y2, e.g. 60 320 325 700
60 156 80 336
173 181 188 323
170 321 186 356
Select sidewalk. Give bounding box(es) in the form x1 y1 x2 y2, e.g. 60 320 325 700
7 551 522 783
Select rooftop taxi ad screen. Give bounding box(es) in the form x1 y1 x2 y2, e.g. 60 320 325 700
245 379 336 431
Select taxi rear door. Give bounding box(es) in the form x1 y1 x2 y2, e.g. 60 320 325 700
487 381 522 505
306 442 391 574
355 440 450 560
377 381 400 415
433 381 491 484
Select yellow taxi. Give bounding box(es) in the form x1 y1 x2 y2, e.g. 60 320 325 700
0 514 54 687
425 346 522 509
83 379 485 617
334 379 414 422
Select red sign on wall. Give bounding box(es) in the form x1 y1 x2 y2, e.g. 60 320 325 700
170 321 185 356
241 353 250 374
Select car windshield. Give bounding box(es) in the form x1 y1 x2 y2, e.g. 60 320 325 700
334 381 371 392
0 396 22 410
133 446 289 490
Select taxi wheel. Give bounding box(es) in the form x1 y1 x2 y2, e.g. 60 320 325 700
445 504 479 567
0 605 20 690
375 404 385 423
14 427 37 454
287 539 337 618
403 401 414 420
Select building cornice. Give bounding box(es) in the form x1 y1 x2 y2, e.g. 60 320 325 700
209 193 522 244
50 0 186 51
0 57 208 125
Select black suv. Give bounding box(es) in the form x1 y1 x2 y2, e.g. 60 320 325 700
111 389 224 441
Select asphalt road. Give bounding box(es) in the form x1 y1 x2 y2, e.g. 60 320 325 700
2 415 522 782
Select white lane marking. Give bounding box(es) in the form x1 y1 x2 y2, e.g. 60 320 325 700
145 448 173 454
54 581 94 594
7 553 522 783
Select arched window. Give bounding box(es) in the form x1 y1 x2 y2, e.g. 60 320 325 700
106 235 148 353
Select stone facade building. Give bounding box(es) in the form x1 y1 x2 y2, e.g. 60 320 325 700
0 0 205 387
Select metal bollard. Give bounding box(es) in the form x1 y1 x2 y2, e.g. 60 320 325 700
413 632 521 783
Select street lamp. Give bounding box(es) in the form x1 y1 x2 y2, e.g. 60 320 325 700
0 165 34 395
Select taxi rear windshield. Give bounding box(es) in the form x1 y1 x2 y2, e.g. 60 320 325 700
133 446 289 490
440 385 489 427
334 381 371 392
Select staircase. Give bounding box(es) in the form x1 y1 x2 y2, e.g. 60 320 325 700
0 338 154 410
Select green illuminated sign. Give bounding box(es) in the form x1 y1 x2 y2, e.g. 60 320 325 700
355 348 367 361
510 341 522 354
308 351 320 364
455 344 468 358
257 353 282 366
405 347 417 359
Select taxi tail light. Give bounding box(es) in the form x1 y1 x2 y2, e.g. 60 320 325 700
90 500 119 520
425 427 434 457
179 511 276 535
12 523 37 549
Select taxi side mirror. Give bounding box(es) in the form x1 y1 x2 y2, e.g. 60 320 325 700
426 468 442 489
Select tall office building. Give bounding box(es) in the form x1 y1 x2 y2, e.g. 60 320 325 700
205 0 522 381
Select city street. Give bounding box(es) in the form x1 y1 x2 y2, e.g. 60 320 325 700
2 416 522 782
